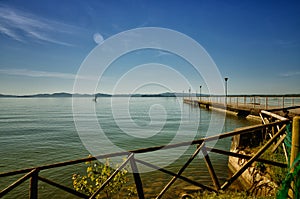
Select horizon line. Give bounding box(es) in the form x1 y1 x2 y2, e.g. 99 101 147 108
1 91 300 97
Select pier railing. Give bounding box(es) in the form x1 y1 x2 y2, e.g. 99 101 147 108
184 95 300 119
0 113 291 199
185 95 300 111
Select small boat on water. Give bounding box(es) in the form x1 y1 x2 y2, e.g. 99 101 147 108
93 95 97 102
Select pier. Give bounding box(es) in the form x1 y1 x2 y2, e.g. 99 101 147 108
184 95 300 118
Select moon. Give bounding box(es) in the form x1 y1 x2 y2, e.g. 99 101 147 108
93 33 104 44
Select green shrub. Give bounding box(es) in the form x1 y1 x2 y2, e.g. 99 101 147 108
72 158 135 199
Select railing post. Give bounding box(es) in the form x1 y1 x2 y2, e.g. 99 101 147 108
29 169 39 199
290 116 300 199
282 96 285 109
202 145 220 190
130 154 144 199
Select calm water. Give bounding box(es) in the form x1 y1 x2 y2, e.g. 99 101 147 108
0 97 257 198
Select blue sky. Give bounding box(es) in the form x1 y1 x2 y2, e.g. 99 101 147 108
0 0 299 95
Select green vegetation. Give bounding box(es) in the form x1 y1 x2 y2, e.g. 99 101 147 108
251 123 300 198
189 190 274 199
276 123 300 199
276 154 300 198
72 158 136 199
260 144 288 186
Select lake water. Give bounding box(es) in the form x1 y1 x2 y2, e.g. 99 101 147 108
0 97 257 198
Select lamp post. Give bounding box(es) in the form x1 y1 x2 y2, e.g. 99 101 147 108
224 77 229 107
189 87 191 100
199 85 202 101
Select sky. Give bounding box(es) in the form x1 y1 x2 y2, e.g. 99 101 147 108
0 0 299 95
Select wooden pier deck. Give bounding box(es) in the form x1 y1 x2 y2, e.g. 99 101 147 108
184 95 300 118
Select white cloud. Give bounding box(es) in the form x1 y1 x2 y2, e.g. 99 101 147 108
0 25 23 42
0 68 84 79
0 5 75 46
280 71 300 77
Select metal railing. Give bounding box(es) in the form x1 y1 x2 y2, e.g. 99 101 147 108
185 95 300 111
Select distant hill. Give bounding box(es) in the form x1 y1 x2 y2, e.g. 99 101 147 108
17 92 73 98
141 94 163 97
140 92 177 97
161 92 177 97
20 92 72 98
95 93 112 97
0 94 15 98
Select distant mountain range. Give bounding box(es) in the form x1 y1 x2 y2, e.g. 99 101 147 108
0 92 180 98
0 92 110 98
0 92 299 98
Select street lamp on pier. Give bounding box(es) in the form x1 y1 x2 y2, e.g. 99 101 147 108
199 85 202 101
224 77 229 107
